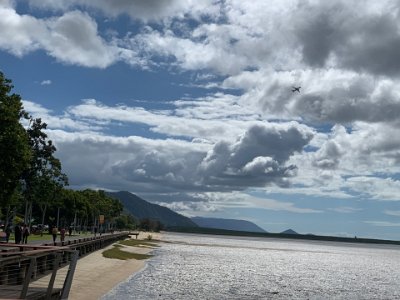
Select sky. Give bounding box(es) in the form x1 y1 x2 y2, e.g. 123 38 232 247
1 0 400 240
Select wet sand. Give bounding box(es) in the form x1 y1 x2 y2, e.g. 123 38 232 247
69 232 162 300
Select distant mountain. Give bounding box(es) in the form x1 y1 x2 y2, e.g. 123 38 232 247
107 191 198 228
281 229 299 235
191 216 267 233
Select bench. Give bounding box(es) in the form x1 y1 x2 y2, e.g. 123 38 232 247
129 232 139 239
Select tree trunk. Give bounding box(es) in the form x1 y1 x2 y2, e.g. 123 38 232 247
40 204 47 236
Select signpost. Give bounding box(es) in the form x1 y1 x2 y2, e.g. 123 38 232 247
99 215 104 235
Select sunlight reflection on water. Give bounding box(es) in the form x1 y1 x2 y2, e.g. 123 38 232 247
103 233 400 299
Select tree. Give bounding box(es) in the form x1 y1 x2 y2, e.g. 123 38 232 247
115 214 137 230
22 117 68 226
80 189 123 231
33 160 68 234
0 72 31 208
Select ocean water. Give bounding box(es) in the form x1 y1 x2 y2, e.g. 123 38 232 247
103 232 400 299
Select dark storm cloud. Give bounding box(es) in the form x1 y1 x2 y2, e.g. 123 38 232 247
199 123 313 188
295 1 400 77
294 84 400 124
295 6 344 67
337 13 400 77
53 123 313 194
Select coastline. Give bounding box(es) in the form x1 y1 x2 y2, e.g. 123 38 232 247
69 232 162 300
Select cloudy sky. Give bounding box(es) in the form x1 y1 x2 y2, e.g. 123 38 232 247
2 0 400 239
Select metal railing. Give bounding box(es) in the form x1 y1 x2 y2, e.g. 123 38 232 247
0 245 78 299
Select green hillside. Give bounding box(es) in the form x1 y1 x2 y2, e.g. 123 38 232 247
107 191 198 229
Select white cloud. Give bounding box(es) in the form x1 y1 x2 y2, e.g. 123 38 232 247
384 210 400 217
364 221 400 227
23 100 103 131
26 0 219 22
0 4 119 67
0 3 45 56
328 207 363 214
198 191 322 214
156 201 220 216
345 176 400 201
40 79 52 85
45 11 118 68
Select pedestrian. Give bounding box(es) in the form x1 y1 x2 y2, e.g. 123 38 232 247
60 227 66 242
22 224 30 244
5 224 11 243
68 226 72 236
14 224 22 244
52 225 58 245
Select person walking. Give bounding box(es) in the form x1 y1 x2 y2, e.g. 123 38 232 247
22 224 30 244
52 225 58 245
60 227 66 242
5 224 11 243
14 224 22 244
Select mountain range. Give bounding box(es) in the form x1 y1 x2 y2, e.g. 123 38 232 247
108 191 302 234
191 216 266 233
107 191 197 228
107 191 270 233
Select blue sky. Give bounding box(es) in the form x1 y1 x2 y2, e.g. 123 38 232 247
2 0 400 240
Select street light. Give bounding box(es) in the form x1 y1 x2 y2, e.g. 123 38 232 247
20 179 28 224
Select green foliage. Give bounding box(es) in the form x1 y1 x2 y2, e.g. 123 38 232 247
115 214 137 230
139 218 164 232
119 239 159 248
0 72 31 207
49 189 124 228
79 189 123 224
23 117 68 204
102 245 152 260
13 215 23 225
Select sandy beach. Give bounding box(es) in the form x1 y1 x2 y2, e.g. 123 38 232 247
69 232 162 300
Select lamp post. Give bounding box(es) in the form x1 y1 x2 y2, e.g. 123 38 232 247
73 195 77 234
56 207 60 229
20 179 28 224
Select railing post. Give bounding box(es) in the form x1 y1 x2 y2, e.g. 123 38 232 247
60 250 79 299
46 252 61 300
20 257 36 299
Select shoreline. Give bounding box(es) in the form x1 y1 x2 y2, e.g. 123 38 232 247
69 231 162 300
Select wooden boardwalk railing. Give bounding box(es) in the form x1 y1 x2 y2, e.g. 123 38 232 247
0 232 130 299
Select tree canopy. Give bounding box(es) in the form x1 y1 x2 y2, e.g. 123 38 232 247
0 72 31 208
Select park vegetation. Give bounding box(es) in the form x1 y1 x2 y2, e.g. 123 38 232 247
0 71 135 232
102 239 157 260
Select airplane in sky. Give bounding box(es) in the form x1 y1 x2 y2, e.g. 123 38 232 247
292 86 301 93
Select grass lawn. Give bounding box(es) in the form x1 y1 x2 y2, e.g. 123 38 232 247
102 238 159 260
102 245 153 260
119 239 159 248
